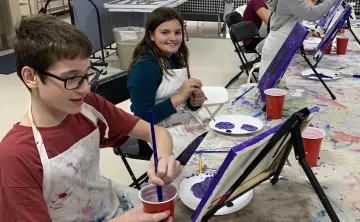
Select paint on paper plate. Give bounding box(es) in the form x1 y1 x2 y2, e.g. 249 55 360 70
191 177 213 199
240 124 258 132
307 73 333 79
215 122 235 130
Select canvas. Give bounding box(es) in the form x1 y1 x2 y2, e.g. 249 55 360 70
317 0 344 30
258 23 309 102
191 106 320 222
313 5 352 63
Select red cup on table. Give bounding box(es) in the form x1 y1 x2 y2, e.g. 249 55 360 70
264 88 287 120
302 127 326 167
139 184 178 222
336 37 349 55
322 37 333 54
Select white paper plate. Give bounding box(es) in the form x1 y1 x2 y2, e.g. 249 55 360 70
179 174 253 216
301 69 341 81
209 115 264 135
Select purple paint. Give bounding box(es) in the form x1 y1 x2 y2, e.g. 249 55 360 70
215 122 235 130
258 23 309 102
191 177 213 199
241 124 258 132
306 73 333 79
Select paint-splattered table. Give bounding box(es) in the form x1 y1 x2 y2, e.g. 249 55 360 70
173 50 360 221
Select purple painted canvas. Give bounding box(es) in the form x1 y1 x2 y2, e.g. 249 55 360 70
313 5 352 63
258 22 309 102
191 107 320 222
317 0 344 29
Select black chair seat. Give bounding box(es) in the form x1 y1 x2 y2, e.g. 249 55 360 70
113 138 152 161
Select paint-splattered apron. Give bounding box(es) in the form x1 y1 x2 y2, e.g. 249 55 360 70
155 68 209 158
28 103 141 221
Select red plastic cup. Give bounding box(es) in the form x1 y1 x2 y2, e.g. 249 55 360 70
302 127 326 167
322 37 333 54
336 37 349 55
139 184 178 222
264 88 287 120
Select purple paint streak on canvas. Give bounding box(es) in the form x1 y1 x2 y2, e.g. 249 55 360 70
191 106 320 222
191 177 213 199
307 73 333 79
258 22 309 102
215 122 235 129
241 124 258 132
313 6 352 63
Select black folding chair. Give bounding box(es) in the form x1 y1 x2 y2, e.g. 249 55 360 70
90 70 153 190
225 12 261 88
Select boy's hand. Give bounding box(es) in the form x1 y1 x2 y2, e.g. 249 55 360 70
148 155 181 186
111 205 173 222
190 89 206 107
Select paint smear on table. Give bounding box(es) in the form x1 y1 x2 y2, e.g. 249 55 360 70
215 122 235 130
191 177 213 199
334 131 360 142
241 124 258 132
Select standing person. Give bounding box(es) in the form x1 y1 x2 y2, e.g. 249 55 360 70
242 0 271 51
127 7 208 159
258 0 337 80
0 14 181 222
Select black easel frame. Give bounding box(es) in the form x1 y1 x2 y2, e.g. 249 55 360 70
200 108 340 222
300 45 336 100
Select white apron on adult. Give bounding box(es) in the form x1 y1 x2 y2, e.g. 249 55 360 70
29 103 141 221
258 20 297 80
155 67 208 158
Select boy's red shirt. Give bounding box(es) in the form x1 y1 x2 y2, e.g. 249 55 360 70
0 92 140 221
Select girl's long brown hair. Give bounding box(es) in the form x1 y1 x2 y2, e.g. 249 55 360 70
128 7 190 78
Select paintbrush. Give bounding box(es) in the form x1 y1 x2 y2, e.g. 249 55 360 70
148 111 163 202
232 86 255 105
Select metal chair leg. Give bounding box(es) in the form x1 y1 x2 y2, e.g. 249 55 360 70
114 148 141 190
225 70 244 88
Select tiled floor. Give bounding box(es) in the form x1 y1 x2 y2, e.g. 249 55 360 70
0 15 251 186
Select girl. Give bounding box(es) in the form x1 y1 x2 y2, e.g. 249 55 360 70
127 7 208 159
258 0 337 79
242 0 271 51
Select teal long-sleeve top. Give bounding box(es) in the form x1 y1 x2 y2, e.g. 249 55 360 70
127 52 199 124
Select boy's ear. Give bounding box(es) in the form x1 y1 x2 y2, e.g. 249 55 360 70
22 66 40 89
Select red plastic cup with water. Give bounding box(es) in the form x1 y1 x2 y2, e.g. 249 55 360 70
302 127 326 167
139 184 178 222
336 37 349 55
264 88 287 119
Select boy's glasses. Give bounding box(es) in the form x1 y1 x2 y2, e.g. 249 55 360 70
35 68 97 90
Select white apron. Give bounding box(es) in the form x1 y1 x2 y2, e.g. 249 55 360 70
258 20 297 81
155 68 209 157
29 103 141 221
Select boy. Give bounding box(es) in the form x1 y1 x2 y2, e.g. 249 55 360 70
0 14 180 222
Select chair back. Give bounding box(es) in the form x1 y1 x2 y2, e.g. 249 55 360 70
225 11 242 29
90 71 130 105
229 21 260 43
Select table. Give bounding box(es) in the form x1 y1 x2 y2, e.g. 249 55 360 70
173 45 360 221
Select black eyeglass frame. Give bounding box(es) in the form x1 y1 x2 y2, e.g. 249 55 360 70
34 67 99 90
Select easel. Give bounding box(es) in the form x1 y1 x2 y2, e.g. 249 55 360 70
341 1 360 45
300 45 336 100
200 108 340 222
